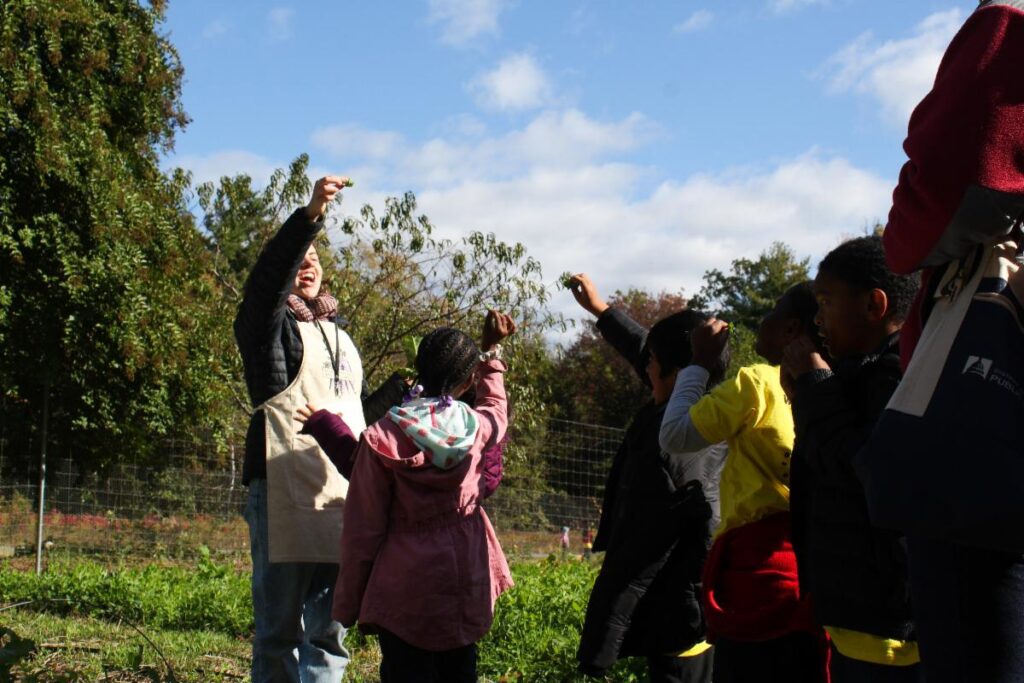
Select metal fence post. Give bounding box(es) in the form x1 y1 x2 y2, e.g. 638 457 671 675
35 374 50 575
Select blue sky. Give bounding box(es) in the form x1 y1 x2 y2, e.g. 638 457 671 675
163 0 973 320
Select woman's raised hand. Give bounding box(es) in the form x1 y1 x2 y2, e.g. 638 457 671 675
305 176 351 221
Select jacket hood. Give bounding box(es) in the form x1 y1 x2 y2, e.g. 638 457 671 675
363 398 481 481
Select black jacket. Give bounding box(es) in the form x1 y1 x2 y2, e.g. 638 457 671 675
234 208 405 484
577 309 726 674
789 333 915 640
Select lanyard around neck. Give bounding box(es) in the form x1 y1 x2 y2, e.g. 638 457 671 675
315 320 342 396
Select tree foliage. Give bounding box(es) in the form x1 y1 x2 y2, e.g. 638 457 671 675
334 191 564 383
196 160 568 515
689 242 810 330
0 0 234 469
551 288 687 428
0 0 821 485
195 155 565 395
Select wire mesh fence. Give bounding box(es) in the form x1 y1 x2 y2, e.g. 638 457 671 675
0 419 624 566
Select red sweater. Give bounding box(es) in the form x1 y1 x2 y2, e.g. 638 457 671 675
883 1 1024 367
702 512 817 642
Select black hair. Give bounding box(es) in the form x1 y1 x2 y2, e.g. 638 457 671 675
646 309 729 387
818 235 919 322
780 281 827 355
415 327 481 397
781 282 817 335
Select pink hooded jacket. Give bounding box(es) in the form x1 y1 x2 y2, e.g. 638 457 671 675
332 358 514 651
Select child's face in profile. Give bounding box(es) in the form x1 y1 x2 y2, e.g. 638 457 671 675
755 300 789 365
813 271 875 359
756 289 804 365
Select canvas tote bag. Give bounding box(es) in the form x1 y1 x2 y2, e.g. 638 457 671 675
856 238 1024 552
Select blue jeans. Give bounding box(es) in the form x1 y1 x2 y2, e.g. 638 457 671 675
245 479 349 683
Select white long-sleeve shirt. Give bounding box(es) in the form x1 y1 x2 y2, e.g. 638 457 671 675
659 365 713 454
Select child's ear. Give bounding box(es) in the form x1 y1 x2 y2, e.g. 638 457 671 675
867 288 890 322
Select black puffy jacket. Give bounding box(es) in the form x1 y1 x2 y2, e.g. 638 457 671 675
789 333 915 640
577 309 726 674
234 208 404 484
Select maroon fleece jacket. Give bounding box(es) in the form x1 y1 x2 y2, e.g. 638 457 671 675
303 409 506 497
883 1 1024 367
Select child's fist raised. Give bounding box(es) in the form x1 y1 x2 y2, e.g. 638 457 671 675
566 273 609 318
482 310 516 351
691 318 730 370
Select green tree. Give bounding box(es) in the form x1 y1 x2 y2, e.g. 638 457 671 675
334 191 565 383
552 288 688 429
196 163 569 526
197 155 319 304
192 155 332 421
196 157 566 394
689 242 810 330
689 241 811 375
0 0 233 469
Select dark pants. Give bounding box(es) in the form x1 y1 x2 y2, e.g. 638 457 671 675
648 647 714 683
829 646 921 683
712 633 824 683
907 535 1024 683
377 629 477 683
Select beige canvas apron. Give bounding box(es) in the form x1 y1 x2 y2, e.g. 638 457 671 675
259 320 366 563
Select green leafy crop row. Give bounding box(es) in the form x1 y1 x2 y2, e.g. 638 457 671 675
1 555 646 682
0 549 250 636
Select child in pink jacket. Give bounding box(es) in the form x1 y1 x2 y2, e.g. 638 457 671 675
300 311 516 682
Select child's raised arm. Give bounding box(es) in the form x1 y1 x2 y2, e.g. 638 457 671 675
472 311 515 446
567 273 649 378
660 319 730 454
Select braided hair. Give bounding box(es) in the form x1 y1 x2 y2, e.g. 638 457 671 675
415 327 481 398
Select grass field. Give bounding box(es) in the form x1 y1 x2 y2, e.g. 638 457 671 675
0 556 647 683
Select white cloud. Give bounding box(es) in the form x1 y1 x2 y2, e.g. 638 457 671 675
201 20 229 40
674 10 714 34
172 112 893 342
418 152 890 302
267 7 294 42
769 0 830 14
310 125 404 161
428 0 507 46
469 53 554 111
570 5 591 35
439 113 489 139
171 150 280 190
309 111 891 334
819 8 964 125
313 109 659 187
